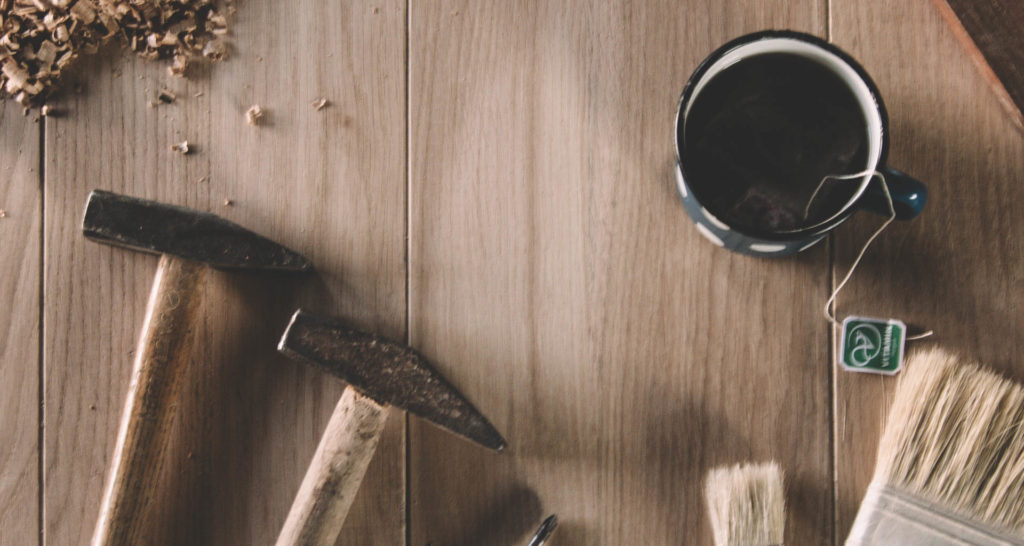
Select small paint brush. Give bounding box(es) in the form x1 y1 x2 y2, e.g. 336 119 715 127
846 348 1024 545
705 462 785 545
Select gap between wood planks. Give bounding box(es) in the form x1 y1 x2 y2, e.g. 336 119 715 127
37 99 46 546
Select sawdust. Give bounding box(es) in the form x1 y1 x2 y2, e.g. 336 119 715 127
245 103 262 125
0 0 234 108
170 139 189 154
156 87 175 104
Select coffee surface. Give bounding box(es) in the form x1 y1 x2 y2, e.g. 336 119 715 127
683 52 869 235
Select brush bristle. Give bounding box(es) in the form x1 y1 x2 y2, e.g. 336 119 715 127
876 348 1024 534
704 461 785 546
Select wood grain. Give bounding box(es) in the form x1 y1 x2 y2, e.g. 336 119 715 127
92 255 205 546
831 0 1024 540
276 388 388 546
408 1 832 544
0 101 40 545
2 1 1014 544
42 1 407 544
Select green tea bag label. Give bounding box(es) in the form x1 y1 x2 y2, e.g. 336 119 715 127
840 316 906 374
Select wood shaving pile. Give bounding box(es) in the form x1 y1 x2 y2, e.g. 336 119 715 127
1 0 232 108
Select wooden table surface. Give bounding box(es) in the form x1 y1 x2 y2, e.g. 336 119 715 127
2 0 1022 544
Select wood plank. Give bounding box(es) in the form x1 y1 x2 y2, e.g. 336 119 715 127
0 101 41 545
831 0 1024 540
42 1 406 543
408 2 831 544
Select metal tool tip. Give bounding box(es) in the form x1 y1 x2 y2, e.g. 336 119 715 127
278 309 304 353
528 514 558 546
466 416 508 453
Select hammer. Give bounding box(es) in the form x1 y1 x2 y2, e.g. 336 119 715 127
275 309 506 546
82 190 310 546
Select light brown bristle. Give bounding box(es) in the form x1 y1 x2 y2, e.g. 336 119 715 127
875 348 1024 536
704 461 785 546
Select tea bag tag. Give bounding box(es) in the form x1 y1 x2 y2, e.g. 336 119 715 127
839 316 906 374
818 170 932 374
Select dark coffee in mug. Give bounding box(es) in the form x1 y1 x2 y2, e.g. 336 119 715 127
682 53 869 235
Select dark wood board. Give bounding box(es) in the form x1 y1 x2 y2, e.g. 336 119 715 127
932 0 1024 130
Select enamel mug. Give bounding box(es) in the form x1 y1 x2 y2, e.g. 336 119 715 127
674 30 927 257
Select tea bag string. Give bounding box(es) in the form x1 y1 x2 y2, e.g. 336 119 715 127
818 170 933 341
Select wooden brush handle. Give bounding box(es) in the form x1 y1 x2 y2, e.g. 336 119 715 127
275 387 389 546
92 254 206 546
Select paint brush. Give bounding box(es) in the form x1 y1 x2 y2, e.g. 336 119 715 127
846 348 1024 545
705 462 785 545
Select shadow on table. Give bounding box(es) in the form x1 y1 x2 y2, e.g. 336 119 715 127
139 267 310 545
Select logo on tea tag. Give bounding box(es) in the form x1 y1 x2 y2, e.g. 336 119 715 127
840 316 906 374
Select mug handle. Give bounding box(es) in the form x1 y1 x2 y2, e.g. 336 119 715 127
857 166 928 220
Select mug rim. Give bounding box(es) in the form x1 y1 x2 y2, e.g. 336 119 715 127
673 29 891 241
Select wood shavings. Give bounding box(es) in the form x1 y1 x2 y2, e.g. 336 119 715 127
157 88 175 103
168 54 187 77
312 97 328 111
170 139 190 154
0 209 6 218
245 103 263 125
222 198 233 206
115 1 232 62
1 0 235 107
201 38 226 61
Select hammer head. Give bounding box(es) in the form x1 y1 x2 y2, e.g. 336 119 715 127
82 190 311 271
278 310 507 452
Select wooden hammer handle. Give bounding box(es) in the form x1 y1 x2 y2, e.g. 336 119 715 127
276 387 389 546
92 254 206 546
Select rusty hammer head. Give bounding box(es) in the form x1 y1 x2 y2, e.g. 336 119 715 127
278 309 507 452
82 190 310 270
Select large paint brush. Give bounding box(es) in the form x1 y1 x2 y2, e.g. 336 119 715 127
847 348 1024 545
